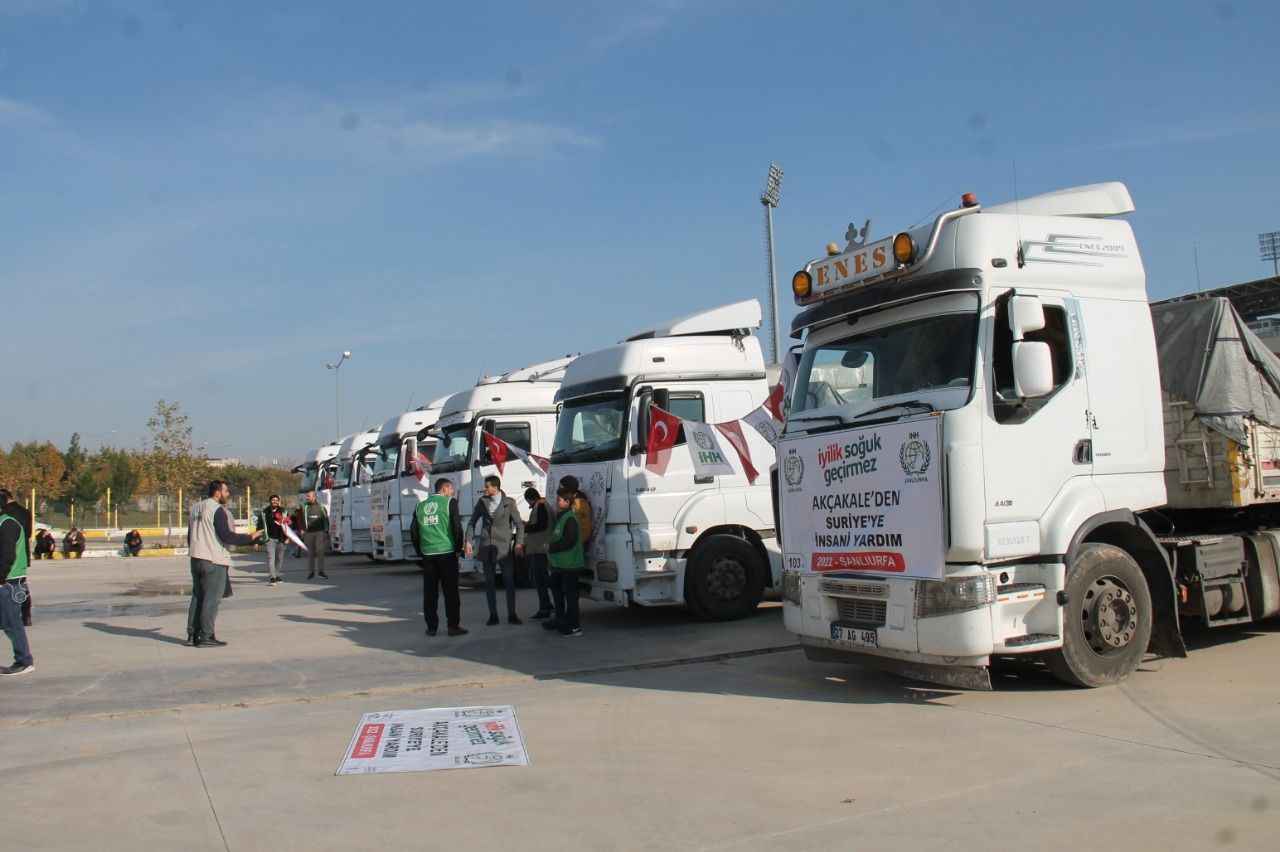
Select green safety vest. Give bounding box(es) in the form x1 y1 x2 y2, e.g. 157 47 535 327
415 494 455 556
0 513 29 581
547 510 584 572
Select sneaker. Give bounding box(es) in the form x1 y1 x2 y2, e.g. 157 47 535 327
426 627 438 637
184 634 198 647
507 615 523 625
0 663 34 676
196 638 227 648
447 626 469 637
531 609 552 620
319 573 329 579
486 615 500 626
561 627 583 638
541 619 560 632
307 572 315 580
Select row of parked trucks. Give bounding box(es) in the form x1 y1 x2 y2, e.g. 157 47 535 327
295 180 1280 688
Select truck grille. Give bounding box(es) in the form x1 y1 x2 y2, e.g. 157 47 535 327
835 597 887 627
351 530 372 550
822 579 888 598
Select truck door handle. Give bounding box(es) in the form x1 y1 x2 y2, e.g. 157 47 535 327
521 481 535 489
1073 439 1092 465
694 475 714 484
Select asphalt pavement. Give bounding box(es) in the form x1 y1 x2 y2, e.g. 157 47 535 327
2 552 1277 851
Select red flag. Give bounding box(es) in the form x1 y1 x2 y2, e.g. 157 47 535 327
646 405 682 475
409 449 431 480
482 431 510 474
714 420 759 484
763 382 786 422
526 453 551 475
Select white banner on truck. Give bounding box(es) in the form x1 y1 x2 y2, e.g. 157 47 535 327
779 419 944 580
336 706 529 775
545 462 609 566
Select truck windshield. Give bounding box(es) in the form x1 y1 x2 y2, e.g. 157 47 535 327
552 393 627 463
299 464 320 493
334 459 354 488
432 424 472 473
370 443 400 481
792 307 979 420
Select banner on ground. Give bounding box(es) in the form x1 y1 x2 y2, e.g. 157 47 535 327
336 706 529 775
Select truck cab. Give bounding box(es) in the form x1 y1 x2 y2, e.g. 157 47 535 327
779 182 1173 689
369 398 447 561
294 441 340 517
548 299 782 619
431 358 574 574
330 428 379 555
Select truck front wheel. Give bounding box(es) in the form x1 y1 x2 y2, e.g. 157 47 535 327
685 535 765 621
1045 543 1152 688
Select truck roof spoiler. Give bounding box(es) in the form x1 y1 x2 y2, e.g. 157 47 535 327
983 181 1135 218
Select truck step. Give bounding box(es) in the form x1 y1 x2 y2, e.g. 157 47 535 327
1002 633 1059 648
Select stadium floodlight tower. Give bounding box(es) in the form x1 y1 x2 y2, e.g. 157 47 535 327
761 162 783 364
1260 231 1280 278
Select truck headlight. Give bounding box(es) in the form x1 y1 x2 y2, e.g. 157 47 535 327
782 570 802 605
915 574 995 618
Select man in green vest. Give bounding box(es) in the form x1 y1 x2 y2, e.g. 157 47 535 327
410 478 468 637
0 499 35 675
545 485 586 637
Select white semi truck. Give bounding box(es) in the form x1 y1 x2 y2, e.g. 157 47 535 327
294 441 341 516
548 299 782 619
330 427 379 555
777 181 1280 689
432 358 575 575
369 398 448 562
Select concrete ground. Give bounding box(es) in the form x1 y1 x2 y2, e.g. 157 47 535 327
3 552 1278 852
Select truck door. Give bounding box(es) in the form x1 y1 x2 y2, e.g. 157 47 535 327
627 385 716 553
981 291 1092 559
478 420 536 522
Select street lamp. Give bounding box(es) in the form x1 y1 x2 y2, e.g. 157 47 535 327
1260 231 1280 278
325 350 352 439
760 162 784 364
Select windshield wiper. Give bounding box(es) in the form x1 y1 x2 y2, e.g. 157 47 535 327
851 399 935 421
554 440 620 462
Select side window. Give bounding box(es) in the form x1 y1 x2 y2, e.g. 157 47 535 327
992 296 1073 424
666 392 705 447
482 422 532 460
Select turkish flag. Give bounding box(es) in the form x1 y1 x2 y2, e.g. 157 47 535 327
763 382 786 422
482 431 510 474
715 420 759 484
646 405 682 475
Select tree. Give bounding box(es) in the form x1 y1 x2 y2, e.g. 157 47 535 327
143 400 203 502
96 448 141 505
0 442 67 503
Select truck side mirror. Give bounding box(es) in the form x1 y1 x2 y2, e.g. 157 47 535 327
1008 295 1046 339
636 387 653 452
1013 341 1054 398
653 388 671 412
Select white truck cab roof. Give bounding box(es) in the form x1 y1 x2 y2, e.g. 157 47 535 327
376 401 443 448
437 358 574 429
558 299 768 401
338 428 380 460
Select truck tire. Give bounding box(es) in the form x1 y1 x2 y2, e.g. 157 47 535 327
685 535 766 621
1046 543 1152 688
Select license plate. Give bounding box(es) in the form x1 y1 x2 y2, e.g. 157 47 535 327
829 623 879 648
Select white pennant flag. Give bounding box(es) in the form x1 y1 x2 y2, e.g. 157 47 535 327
742 405 781 447
681 419 735 478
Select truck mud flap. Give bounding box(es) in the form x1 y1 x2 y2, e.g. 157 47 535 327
802 645 992 691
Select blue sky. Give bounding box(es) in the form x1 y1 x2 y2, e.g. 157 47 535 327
2 0 1277 461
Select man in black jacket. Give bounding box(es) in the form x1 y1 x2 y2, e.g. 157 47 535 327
0 490 33 628
257 495 288 585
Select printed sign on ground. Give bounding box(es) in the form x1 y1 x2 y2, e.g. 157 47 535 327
336 706 529 775
779 419 944 580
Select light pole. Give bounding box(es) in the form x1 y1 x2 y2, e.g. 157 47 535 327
325 351 352 439
1260 231 1280 278
760 163 784 364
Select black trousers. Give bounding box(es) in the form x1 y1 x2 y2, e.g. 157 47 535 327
529 553 552 612
421 553 461 630
551 569 583 632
